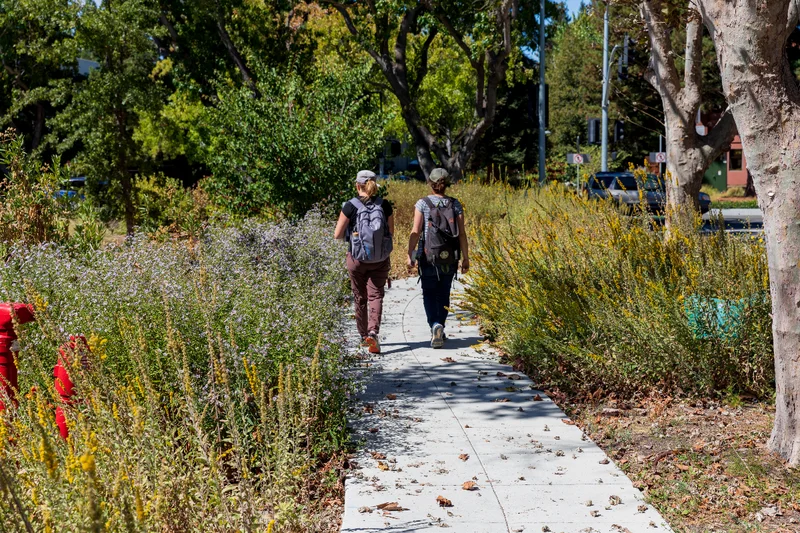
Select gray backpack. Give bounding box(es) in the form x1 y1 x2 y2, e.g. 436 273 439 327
346 197 393 263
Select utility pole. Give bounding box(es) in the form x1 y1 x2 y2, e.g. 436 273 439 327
538 0 547 185
601 2 610 172
575 134 581 191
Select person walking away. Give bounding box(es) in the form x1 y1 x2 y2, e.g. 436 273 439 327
406 168 469 348
334 170 394 354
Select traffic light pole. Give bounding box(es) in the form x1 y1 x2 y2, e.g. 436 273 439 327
538 0 547 185
601 3 610 172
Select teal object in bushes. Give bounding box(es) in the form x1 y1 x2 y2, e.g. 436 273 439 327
685 295 746 340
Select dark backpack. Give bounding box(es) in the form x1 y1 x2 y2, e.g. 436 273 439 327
422 196 460 266
346 197 393 263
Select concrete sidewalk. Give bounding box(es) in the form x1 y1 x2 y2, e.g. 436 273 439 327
341 278 673 533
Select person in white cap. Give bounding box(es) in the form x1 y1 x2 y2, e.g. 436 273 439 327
406 168 469 348
334 170 394 354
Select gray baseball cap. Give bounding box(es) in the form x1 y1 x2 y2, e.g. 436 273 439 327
429 168 450 184
356 170 377 184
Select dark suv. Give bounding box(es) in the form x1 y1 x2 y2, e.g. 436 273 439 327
584 172 711 214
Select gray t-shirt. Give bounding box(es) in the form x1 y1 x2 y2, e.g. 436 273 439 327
414 195 464 255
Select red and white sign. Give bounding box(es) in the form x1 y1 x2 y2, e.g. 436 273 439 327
649 152 667 163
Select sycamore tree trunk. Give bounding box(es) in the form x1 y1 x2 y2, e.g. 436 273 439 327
698 0 800 463
640 1 736 231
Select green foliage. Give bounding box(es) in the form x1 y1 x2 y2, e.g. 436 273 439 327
0 0 79 149
134 175 209 234
0 130 69 246
464 186 773 397
204 64 384 217
48 0 167 232
0 214 353 530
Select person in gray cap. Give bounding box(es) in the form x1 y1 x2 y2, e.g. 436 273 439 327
406 168 470 348
334 170 394 354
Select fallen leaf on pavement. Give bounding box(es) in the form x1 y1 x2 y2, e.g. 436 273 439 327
462 481 478 491
493 398 510 403
459 454 469 461
376 502 407 512
590 510 601 517
637 505 647 513
441 357 456 363
358 506 372 513
561 419 576 425
370 452 386 460
611 526 632 533
386 394 397 400
377 461 389 471
508 374 522 380
532 394 543 401
436 495 453 507
369 428 379 433
464 424 471 428
609 495 622 505
364 404 374 413
496 372 507 377
599 458 610 464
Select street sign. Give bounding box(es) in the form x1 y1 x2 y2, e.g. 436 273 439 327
567 153 591 164
650 152 667 163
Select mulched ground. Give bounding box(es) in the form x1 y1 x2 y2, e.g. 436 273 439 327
552 394 800 532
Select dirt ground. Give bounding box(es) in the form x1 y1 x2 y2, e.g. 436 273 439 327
553 394 800 533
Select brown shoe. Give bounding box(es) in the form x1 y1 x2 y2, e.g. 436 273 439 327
364 332 381 354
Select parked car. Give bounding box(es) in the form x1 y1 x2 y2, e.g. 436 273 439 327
584 172 711 214
55 176 88 200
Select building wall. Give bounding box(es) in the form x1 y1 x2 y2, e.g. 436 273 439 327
727 135 748 188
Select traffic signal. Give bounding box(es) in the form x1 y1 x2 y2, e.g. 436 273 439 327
527 83 550 128
614 120 625 144
587 118 602 145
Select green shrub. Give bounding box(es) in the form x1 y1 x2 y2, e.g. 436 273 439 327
0 213 352 531
463 186 773 397
204 64 384 218
134 175 210 235
0 130 70 247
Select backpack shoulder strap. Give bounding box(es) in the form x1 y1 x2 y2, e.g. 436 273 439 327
422 197 436 209
373 197 383 207
350 197 365 211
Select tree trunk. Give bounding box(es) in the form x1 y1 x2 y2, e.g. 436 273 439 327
31 102 45 151
120 168 135 235
764 186 800 464
663 121 704 231
640 1 736 232
698 0 800 463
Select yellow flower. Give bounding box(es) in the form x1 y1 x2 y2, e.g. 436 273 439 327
80 452 95 473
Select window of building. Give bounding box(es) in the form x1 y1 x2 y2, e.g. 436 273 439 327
730 149 743 171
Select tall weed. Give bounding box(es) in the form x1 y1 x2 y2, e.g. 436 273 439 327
464 187 773 397
0 213 353 531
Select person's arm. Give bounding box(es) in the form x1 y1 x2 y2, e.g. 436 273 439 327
387 214 395 236
333 211 349 240
457 214 469 273
407 209 424 268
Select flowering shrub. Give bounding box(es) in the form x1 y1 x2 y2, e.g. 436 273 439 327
0 212 354 531
464 186 773 397
0 130 70 248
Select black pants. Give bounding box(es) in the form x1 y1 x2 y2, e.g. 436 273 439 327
419 261 456 330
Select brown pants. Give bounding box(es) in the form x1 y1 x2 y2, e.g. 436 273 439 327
347 254 390 338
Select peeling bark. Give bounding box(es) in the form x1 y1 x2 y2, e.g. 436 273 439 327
697 0 800 464
640 0 736 230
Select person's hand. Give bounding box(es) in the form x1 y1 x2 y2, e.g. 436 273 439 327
461 258 470 274
406 255 416 271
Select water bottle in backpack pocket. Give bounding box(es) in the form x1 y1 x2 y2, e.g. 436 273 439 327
347 197 393 263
